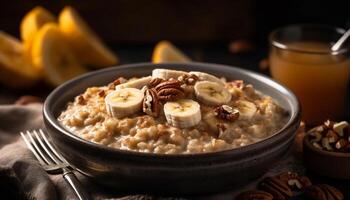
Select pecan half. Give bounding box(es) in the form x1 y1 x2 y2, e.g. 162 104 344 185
178 74 199 85
155 80 185 101
259 177 293 200
276 171 311 190
98 90 106 98
230 80 244 89
148 78 164 88
77 95 86 105
306 184 344 200
235 190 273 200
214 105 240 122
108 77 126 89
143 88 160 117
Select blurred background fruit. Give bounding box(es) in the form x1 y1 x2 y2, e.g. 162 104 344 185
58 6 118 68
0 31 40 88
31 23 86 86
152 41 191 63
20 6 55 53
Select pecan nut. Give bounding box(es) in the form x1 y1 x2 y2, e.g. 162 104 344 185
276 171 311 190
148 78 164 88
235 190 273 200
108 77 127 89
259 177 293 200
143 88 160 117
306 184 344 200
155 80 185 101
214 105 240 122
307 120 350 152
178 73 199 85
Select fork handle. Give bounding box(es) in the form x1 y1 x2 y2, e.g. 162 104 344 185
63 168 91 200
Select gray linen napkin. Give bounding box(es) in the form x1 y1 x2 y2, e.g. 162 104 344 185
0 104 303 200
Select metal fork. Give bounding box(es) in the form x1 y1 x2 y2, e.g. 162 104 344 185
21 129 91 200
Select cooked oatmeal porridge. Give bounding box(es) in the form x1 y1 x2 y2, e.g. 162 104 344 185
58 69 288 154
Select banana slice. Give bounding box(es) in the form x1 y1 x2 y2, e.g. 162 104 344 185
31 23 87 86
189 71 224 85
0 31 40 88
59 6 118 67
152 68 188 80
164 99 201 128
235 100 257 119
20 6 55 52
115 76 152 90
194 81 231 106
105 88 144 118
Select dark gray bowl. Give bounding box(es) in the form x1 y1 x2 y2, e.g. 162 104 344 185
43 62 300 195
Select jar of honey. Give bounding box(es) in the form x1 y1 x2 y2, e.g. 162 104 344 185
269 25 350 125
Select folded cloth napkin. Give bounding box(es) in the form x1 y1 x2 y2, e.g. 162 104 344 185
0 104 303 200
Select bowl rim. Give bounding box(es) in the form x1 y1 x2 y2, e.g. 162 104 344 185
44 62 301 158
303 134 350 158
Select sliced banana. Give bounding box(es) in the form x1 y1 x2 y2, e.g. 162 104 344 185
152 68 188 80
105 88 144 118
235 100 257 119
115 76 152 90
20 6 56 52
189 71 224 85
194 81 231 106
31 23 87 86
59 6 118 67
0 31 40 88
164 99 201 128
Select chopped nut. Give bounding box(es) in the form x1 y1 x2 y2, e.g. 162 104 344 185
108 77 126 89
321 137 333 151
324 120 335 129
214 105 240 122
333 121 349 137
335 139 349 150
178 74 199 85
325 130 339 143
230 80 244 89
77 95 86 105
98 90 106 97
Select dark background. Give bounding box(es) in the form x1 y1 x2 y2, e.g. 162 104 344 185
1 0 349 102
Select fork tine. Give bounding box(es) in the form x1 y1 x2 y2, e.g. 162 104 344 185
20 132 47 166
26 130 54 165
39 129 67 163
33 130 62 165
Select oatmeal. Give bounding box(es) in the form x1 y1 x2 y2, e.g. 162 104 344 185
58 69 288 154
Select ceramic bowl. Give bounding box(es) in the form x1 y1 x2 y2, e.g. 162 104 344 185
43 62 301 195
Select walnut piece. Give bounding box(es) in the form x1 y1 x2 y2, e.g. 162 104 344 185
214 105 240 122
307 120 350 152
